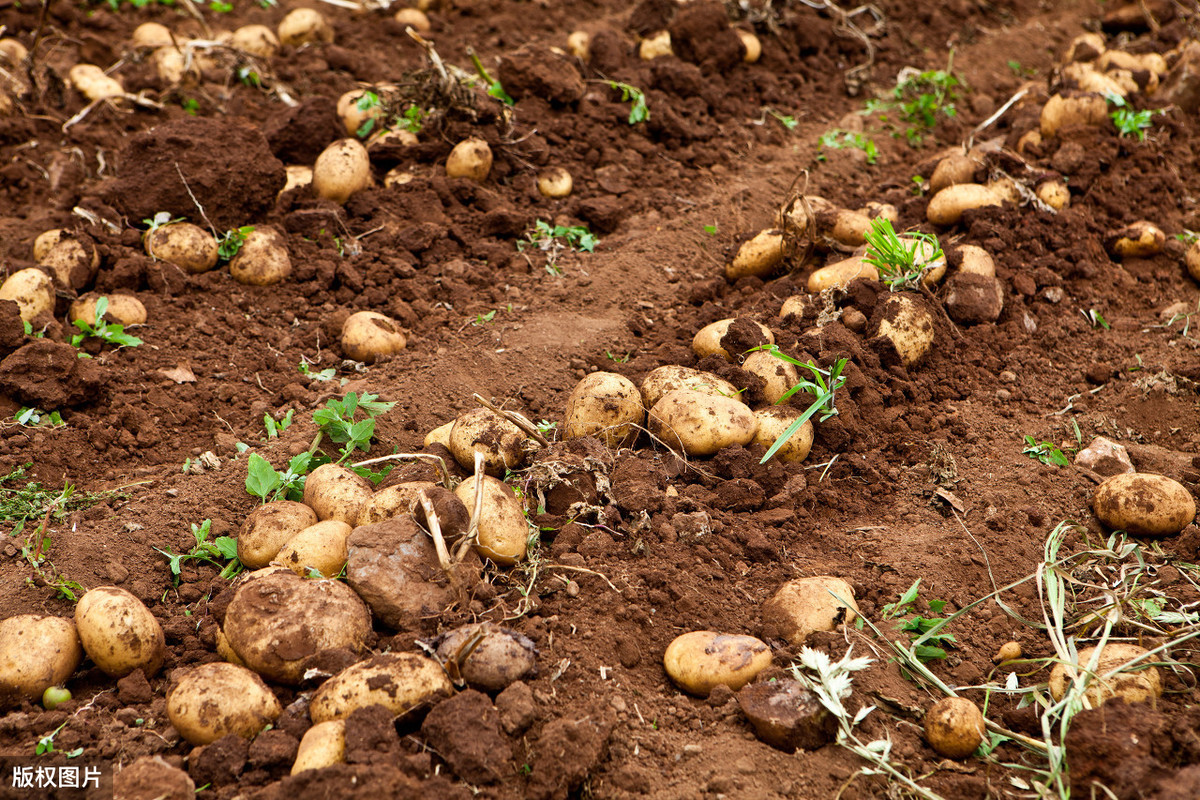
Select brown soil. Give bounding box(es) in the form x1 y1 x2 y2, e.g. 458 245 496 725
2 0 1200 798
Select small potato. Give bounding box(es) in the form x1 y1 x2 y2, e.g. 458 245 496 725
0 268 56 322
692 318 775 362
368 128 418 151
153 46 197 85
904 235 947 288
75 587 165 678
69 64 123 101
1098 49 1167 77
929 152 983 195
807 257 878 292
309 652 452 723
424 421 454 449
727 229 784 281
68 294 147 327
640 365 740 410
566 30 590 60
229 226 291 286
304 463 374 525
0 38 29 65
292 720 345 774
341 311 406 363
167 662 281 745
926 183 1005 226
639 30 673 60
1016 129 1043 155
39 235 98 290
874 294 935 368
663 631 771 697
648 389 758 457
752 407 814 463
313 139 372 204
1092 472 1195 536
144 222 219 274
1048 643 1162 707
282 164 313 195
956 245 995 278
232 24 280 59
131 22 173 48
1066 32 1106 63
924 698 985 760
278 8 333 47
1039 93 1109 138
735 29 761 63
33 229 68 263
455 474 528 564
237 500 318 570
762 577 857 645
741 350 798 405
1185 239 1200 283
445 137 492 182
449 408 530 476
563 371 644 448
993 641 1022 663
0 615 81 703
384 166 414 187
1036 179 1070 210
434 622 538 691
394 8 431 32
778 294 819 321
275 520 352 578
1106 221 1165 259
337 89 383 138
537 167 573 198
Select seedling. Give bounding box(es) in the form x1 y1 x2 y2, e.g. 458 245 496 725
1106 93 1160 141
1081 308 1110 329
910 175 926 196
245 451 316 503
607 81 649 124
35 721 82 758
263 409 294 439
312 391 396 463
70 297 143 350
862 217 943 292
354 91 382 137
605 350 630 363
472 310 497 326
1022 435 1069 467
1006 59 1036 77
751 347 848 464
217 225 255 261
894 68 959 144
534 419 557 438
517 220 598 276
142 211 185 234
209 0 232 11
155 519 242 584
397 104 425 134
13 408 64 428
467 47 513 105
878 579 955 662
703 224 718 235
762 107 798 130
298 360 337 382
181 97 200 115
816 129 878 165
237 67 261 88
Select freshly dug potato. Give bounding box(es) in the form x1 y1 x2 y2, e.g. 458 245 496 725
752 407 814 463
648 389 758 457
237 501 318 570
143 222 219 273
537 167 573 198
434 622 538 691
945 272 1004 325
275 520 352 578
214 627 245 667
762 576 858 645
39 234 98 290
640 365 740 410
229 226 291 286
1017 129 1043 155
309 652 452 723
691 318 775 362
1092 472 1195 536
131 22 173 48
741 350 798 405
424 421 454 449
0 38 29 65
1097 49 1167 77
563 371 644 448
1065 32 1106 63
313 139 371 204
929 151 983 195
1039 93 1109 138
445 137 492 182
924 698 985 760
639 30 673 60
232 24 279 58
368 128 417 151
75 587 165 678
566 31 590 60
861 201 899 224
384 166 414 187
68 294 147 327
1063 62 1129 97
223 569 372 684
807 257 878 292
727 229 784 280
1036 179 1070 210
167 662 281 745
0 268 55 322
278 8 333 46
337 89 383 138
1106 221 1166 259
778 294 819 321
0 615 81 703
153 46 196 85
33 229 92 264
394 8 431 32
926 183 1007 226
356 481 437 527
994 641 1022 663
874 294 935 367
663 632 771 697
454 474 528 564
304 463 374 525
956 244 996 277
1186 240 1200 283
282 164 313 195
735 29 761 63
905 235 947 288
292 720 345 774
341 311 406 363
1048 643 1162 707
69 64 123 101
449 408 530 476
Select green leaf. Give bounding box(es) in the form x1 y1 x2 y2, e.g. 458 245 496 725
245 454 281 501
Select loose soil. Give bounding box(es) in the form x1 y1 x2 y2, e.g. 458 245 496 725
1 0 1200 798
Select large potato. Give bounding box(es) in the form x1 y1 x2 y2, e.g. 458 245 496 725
640 365 740 410
924 698 985 760
445 137 492 181
929 152 983 195
69 64 123 101
229 226 291 286
237 500 318 569
761 576 858 645
0 615 81 703
874 294 935 367
341 311 406 363
448 408 530 477
726 230 784 280
956 244 996 277
1039 93 1108 138
663 632 771 697
753 407 814 463
144 222 218 274
278 8 333 46
648 389 757 457
692 318 775 362
313 139 371 204
275 520 352 578
563 371 644 448
806 257 878 292
131 22 173 48
356 481 437 527
167 662 281 745
1092 472 1195 536
0 268 56 322
309 653 452 723
1048 643 1162 707
423 421 454 449
292 720 345 774
75 587 165 678
303 463 374 525
926 183 1005 226
454 474 528 565
68 294 147 327
434 622 538 692
741 351 798 405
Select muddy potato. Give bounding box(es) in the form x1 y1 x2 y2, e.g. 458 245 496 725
424 421 454 449
563 371 644 448
1092 472 1195 536
445 137 492 182
368 128 418 152
1039 92 1109 137
33 229 69 263
1036 179 1070 210
214 626 245 666
394 8 431 32
905 235 947 288
75 587 165 678
648 389 758 457
727 229 784 280
762 576 858 645
741 350 798 405
275 520 352 578
956 244 996 277
310 652 452 723
0 38 28 65
232 24 279 58
131 22 173 48
874 294 935 367
692 318 775 362
1048 643 1162 707
455 474 528 564
752 407 814 463
663 632 772 697
341 311 406 363
39 234 98 290
292 720 345 774
926 183 1007 226
449 408 530 476
639 30 673 60
304 463 374 525
237 500 318 570
69 64 123 101
1098 49 1167 77
278 8 333 46
356 481 437 527
925 698 985 760
1106 221 1165 259
229 226 291 286
282 164 313 195
1066 31 1105 62
735 28 761 63
0 615 81 703
313 139 371 204
807 256 878 292
0 268 56 322
434 622 538 691
143 222 219 274
1186 240 1200 283
566 30 589 60
153 46 197 85
929 151 983 195
384 166 414 187
640 365 740 410
69 294 147 327
537 166 573 198
1063 62 1128 97
1017 129 1043 155
167 662 281 745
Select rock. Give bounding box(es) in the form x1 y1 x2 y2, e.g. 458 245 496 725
115 756 195 800
0 340 105 408
945 273 1004 325
736 680 837 753
495 681 537 735
345 517 458 629
420 690 508 784
1075 437 1135 477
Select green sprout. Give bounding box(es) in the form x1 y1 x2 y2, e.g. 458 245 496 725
217 225 255 261
517 220 598 275
155 519 242 583
14 408 64 428
751 346 848 464
70 297 143 350
1022 436 1070 467
862 217 943 292
763 107 798 130
816 129 878 164
1106 94 1160 141
607 81 649 124
468 47 514 105
879 579 956 663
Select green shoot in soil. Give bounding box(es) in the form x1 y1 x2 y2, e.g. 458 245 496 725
517 220 598 275
894 68 959 145
263 409 294 439
879 579 955 662
14 408 64 428
245 452 314 503
468 47 514 105
762 107 798 130
751 346 848 464
862 217 943 292
217 225 255 261
313 391 395 463
354 91 382 138
1081 308 1110 329
71 297 143 351
1022 435 1069 467
607 81 649 124
1106 93 1160 141
816 129 877 164
298 360 337 382
155 519 242 584
36 720 82 758
142 211 185 234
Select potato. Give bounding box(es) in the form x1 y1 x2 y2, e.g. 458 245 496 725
861 201 898 224
153 46 197 85
337 89 383 138
648 389 758 457
956 244 996 277
993 641 1022 663
929 152 983 195
167 662 281 745
33 229 69 262
1106 221 1165 259
449 408 530 476
1092 472 1195 536
356 481 437 527
926 183 1006 226
0 615 81 703
1048 643 1162 707
735 29 761 63
778 195 835 234
341 311 406 363
282 164 313 195
309 652 452 723
1097 50 1167 77
223 569 372 684
39 234 98 290
0 38 29 65
1036 179 1070 210
1186 240 1200 283
455 474 528 565
692 318 775 362
394 8 431 32
434 622 538 691
563 371 644 448
313 139 371 204
68 294 147 327
445 137 492 182
806 257 878 292
762 576 857 645
1039 93 1109 138
741 350 798 405
214 626 245 666
874 294 935 368
817 207 874 247
778 294 819 321
640 365 740 410
1016 129 1043 155
424 421 454 449
144 222 219 274
1066 32 1105 63
1063 62 1128 97
639 30 673 60
924 698 984 760
566 31 590 60
69 64 123 101
75 587 165 678
303 463 374 525
907 235 948 288
752 407 814 463
663 632 771 697
131 22 173 48
232 24 280 58
0 268 55 322
537 167 573 198
275 520 352 578
727 229 784 281
237 500 318 570
292 720 345 774
278 8 333 46
384 166 414 187
368 127 418 151
229 226 292 286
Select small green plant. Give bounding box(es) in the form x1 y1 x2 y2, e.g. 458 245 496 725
1175 229 1200 245
862 217 943 292
264 409 295 439
1022 435 1069 467
70 297 143 350
1006 59 1036 77
751 347 848 464
1106 93 1160 141
354 91 382 137
816 129 878 165
312 391 396 463
762 107 798 130
397 104 424 134
298 360 337 382
879 579 956 663
605 350 631 363
155 519 242 584
1081 308 1110 329
181 97 200 115
14 408 64 428
517 220 598 275
245 452 315 503
237 66 261 88
217 225 255 261
703 224 718 235
468 47 514 105
910 175 926 196
142 211 185 235
472 309 497 326
607 81 649 124
894 68 959 144
35 720 82 758
535 419 557 438
209 0 232 12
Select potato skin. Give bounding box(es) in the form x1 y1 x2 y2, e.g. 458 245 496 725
563 371 644 448
144 223 218 274
1092 472 1195 536
0 268 56 322
640 366 740 410
0 615 82 703
313 139 371 205
292 720 346 774
355 481 438 527
75 587 165 678
237 500 318 570
229 226 292 286
662 631 771 697
445 137 493 182
924 698 985 760
1039 93 1108 138
232 24 279 58
807 257 878 292
275 519 352 578
741 351 798 405
874 294 935 368
1048 643 1162 706
69 64 123 100
455 474 528 565
537 167 573 198
167 662 281 745
648 389 758 457
39 235 98 290
309 652 452 723
303 463 374 525
929 152 982 195
448 409 529 477
423 421 454 449
434 622 538 691
955 244 996 277
341 311 406 363
761 577 857 645
727 229 784 280
1106 221 1165 260
1187 240 1200 283
752 407 814 463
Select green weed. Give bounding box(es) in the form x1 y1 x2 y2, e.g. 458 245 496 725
1106 93 1161 141
155 519 241 584
217 225 255 261
862 216 943 292
816 129 877 164
517 220 598 276
751 346 848 464
70 297 143 351
607 81 649 124
879 578 955 662
14 408 64 428
1022 435 1069 467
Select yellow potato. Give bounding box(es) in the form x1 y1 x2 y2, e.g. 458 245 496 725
926 183 1005 226
778 294 818 321
131 22 173 48
292 720 345 774
0 38 29 65
648 389 758 457
309 653 452 723
278 8 333 47
337 89 384 138
368 128 418 152
563 371 644 448
38 234 98 290
144 222 219 274
1063 62 1128 98
741 350 798 404
167 662 281 745
237 500 318 570
735 29 761 63
229 226 292 286
1048 643 1162 707
807 256 878 292
454 474 528 565
566 31 590 60
1065 32 1105 63
449 408 530 476
662 631 771 697
761 576 857 645
153 46 197 85
1185 240 1200 283
1092 472 1195 536
874 294 935 368
924 698 985 760
275 520 351 578
313 139 372 204
691 318 775 362
69 64 123 101
640 365 740 410
304 463 374 525
214 626 245 667
1036 179 1070 210
0 615 81 702
282 165 313 195
0 268 56 322
1016 129 1043 155
232 25 280 59
956 245 995 278
445 137 493 182
1097 50 1167 77
727 229 784 281
355 481 438 527
423 421 454 449
74 587 165 678
639 30 673 60
393 8 431 32
537 167 573 198
341 311 406 363
1039 93 1109 138
68 294 146 327
929 152 983 195
1106 221 1165 259
752 407 814 463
